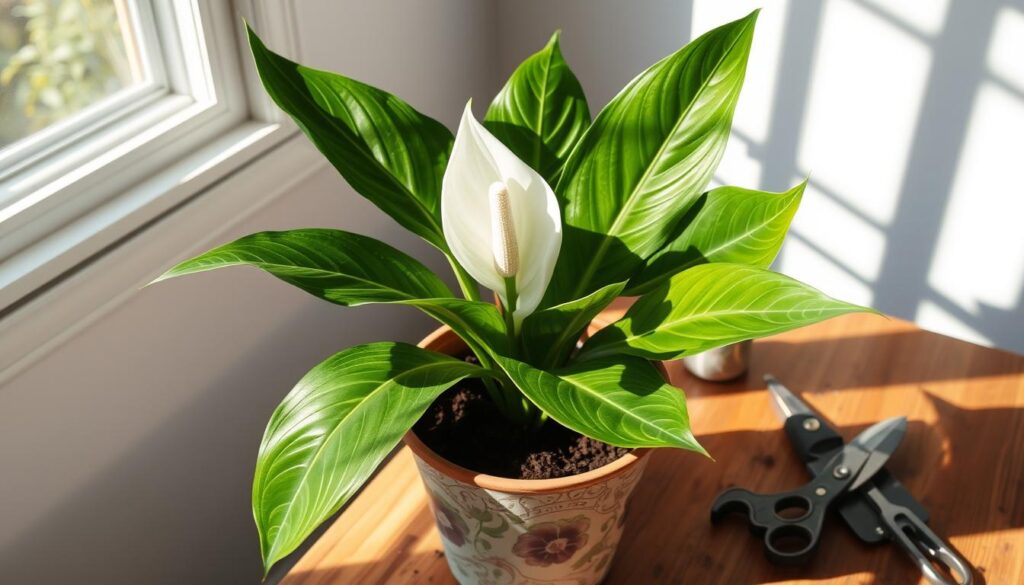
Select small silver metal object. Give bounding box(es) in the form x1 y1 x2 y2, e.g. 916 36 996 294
683 340 752 381
803 418 821 431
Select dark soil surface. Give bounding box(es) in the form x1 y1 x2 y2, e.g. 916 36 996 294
412 360 630 480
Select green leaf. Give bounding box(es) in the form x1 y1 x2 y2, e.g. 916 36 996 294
494 354 704 451
546 11 758 305
253 342 482 574
521 281 625 369
153 229 452 304
626 181 805 295
484 31 590 184
247 26 453 249
154 228 507 360
579 263 873 361
408 297 509 356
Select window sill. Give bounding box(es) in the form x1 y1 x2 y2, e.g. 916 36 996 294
0 129 326 383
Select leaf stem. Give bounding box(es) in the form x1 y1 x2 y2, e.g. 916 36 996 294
447 255 480 302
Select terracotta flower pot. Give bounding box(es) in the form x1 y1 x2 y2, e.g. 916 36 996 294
404 326 659 585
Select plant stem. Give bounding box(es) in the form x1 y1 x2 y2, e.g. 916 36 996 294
447 255 480 301
496 276 542 427
502 276 520 356
443 256 537 427
479 372 508 411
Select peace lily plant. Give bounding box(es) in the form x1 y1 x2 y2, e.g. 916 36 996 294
154 11 871 577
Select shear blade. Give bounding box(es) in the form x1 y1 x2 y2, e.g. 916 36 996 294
848 416 908 492
765 374 814 420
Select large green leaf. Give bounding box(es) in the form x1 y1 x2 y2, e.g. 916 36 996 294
579 263 872 361
247 26 453 249
626 181 805 295
546 11 757 305
153 229 452 304
521 281 625 369
154 228 507 359
494 354 704 451
484 31 590 184
253 342 482 574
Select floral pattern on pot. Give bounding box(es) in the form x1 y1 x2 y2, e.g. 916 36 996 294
512 516 590 567
413 452 648 585
431 493 470 547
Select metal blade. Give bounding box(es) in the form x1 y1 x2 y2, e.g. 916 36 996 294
847 416 908 491
765 374 815 420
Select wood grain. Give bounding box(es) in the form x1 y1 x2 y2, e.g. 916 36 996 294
282 308 1024 584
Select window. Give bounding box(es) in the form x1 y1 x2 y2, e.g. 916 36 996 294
0 0 300 312
1 0 150 148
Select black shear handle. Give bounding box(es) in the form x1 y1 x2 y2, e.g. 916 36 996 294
711 482 833 565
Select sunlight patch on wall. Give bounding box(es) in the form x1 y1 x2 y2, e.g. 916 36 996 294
777 235 875 307
692 0 788 145
710 138 763 189
916 300 991 348
797 0 931 225
987 7 1024 93
925 82 1024 316
858 0 951 37
788 182 888 282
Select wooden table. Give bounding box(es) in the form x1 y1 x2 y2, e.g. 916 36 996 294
282 309 1024 584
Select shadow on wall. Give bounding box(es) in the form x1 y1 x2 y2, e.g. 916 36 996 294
721 0 1024 352
498 0 1024 352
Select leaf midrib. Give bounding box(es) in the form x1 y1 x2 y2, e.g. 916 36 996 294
656 192 797 277
622 305 855 342
532 42 556 169
172 260 426 300
557 367 683 444
691 199 794 262
569 24 750 300
260 43 447 243
262 358 466 560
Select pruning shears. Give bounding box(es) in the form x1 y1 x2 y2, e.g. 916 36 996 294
710 375 973 585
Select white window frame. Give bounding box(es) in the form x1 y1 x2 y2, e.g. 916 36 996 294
0 0 170 181
0 0 325 380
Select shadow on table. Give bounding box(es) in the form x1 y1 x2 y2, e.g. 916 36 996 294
669 328 1024 396
279 506 458 585
609 402 1022 584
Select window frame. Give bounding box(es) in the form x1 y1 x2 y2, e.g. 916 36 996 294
0 0 300 311
0 0 314 379
0 0 170 180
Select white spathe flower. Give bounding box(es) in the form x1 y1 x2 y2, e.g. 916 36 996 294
442 103 562 323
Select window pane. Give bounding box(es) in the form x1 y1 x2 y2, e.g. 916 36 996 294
0 0 146 149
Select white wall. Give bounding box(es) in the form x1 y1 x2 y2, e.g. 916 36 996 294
2 1 1021 584
495 0 689 114
496 0 1024 352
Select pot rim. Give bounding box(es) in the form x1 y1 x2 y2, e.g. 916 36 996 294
406 325 653 494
